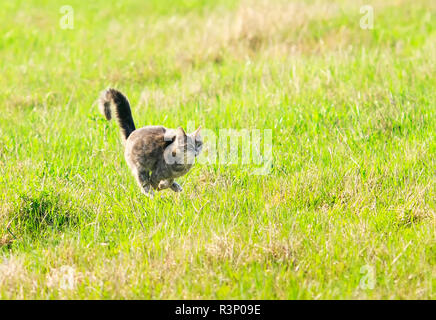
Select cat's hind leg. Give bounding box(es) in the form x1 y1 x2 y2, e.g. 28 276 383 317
150 171 182 193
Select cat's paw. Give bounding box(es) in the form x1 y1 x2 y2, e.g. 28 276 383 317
170 182 183 192
141 185 155 198
158 180 171 190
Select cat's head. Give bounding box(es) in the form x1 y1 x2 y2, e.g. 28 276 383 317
164 126 203 174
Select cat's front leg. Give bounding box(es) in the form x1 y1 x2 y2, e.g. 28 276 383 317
158 179 173 190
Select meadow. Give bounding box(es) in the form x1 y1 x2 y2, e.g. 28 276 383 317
0 0 435 299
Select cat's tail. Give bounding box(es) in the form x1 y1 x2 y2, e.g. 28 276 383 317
98 88 136 140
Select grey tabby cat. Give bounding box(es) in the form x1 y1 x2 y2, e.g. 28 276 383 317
98 88 202 197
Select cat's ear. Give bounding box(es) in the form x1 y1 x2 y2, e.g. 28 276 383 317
176 127 186 136
193 127 203 156
193 126 201 138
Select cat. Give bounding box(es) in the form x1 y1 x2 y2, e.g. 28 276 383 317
98 88 203 197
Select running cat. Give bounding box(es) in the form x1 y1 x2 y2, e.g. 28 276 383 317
98 88 202 197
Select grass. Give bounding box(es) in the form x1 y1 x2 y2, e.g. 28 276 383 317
0 0 435 299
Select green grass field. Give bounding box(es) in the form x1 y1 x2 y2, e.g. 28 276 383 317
0 0 435 299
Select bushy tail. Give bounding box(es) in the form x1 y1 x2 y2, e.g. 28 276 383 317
98 88 136 140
